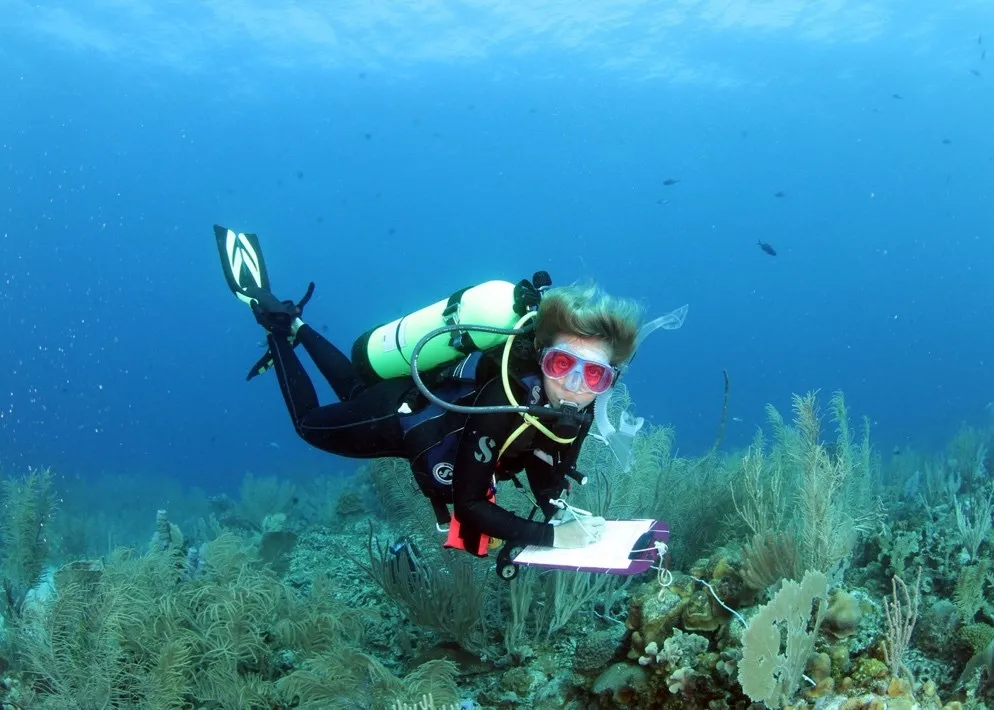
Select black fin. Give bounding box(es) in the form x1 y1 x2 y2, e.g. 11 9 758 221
214 224 270 304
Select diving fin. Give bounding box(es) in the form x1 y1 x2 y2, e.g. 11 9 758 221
214 223 299 381
214 224 270 305
244 282 317 381
246 345 282 381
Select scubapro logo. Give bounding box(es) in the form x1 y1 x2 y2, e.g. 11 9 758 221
474 436 496 463
530 384 542 404
432 462 454 485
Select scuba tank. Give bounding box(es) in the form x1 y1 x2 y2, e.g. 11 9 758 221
351 276 549 384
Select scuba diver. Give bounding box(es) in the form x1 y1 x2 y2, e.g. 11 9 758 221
214 225 686 559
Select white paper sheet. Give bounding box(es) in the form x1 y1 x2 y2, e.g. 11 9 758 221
512 519 658 571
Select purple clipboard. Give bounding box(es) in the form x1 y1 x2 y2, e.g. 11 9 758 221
509 519 669 575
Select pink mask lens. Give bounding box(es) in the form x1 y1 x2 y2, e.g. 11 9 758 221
542 349 578 379
582 361 613 393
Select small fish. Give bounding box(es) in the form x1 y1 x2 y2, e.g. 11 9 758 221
774 191 786 198
655 198 670 205
757 240 777 256
969 69 981 77
269 442 281 449
942 138 952 145
662 178 680 186
891 93 903 99
731 416 743 423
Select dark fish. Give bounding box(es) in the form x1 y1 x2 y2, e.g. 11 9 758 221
892 93 903 99
662 178 680 186
942 138 952 145
983 50 987 61
969 69 981 77
774 191 786 198
757 240 776 257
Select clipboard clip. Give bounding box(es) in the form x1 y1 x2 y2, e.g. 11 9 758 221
496 542 523 581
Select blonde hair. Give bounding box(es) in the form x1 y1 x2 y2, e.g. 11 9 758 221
533 282 644 364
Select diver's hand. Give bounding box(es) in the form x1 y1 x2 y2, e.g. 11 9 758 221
552 516 606 548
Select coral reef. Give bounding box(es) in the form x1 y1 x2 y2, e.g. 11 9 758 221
1 388 993 709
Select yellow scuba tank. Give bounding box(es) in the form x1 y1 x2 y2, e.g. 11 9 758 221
351 280 524 383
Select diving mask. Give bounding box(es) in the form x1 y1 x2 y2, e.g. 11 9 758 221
540 346 618 394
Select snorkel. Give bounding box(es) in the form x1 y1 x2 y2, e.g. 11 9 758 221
589 304 689 472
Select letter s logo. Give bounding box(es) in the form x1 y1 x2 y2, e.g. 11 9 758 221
474 436 496 463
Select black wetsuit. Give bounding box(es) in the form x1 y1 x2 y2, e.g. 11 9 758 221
266 324 589 550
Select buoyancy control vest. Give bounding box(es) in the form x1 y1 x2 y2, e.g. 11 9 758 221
397 350 543 499
398 348 559 555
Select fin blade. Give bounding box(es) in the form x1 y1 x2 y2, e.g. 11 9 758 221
246 350 275 381
214 224 270 303
245 337 303 381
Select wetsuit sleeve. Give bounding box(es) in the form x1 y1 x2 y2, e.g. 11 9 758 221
557 419 591 486
525 419 592 520
524 457 565 521
452 380 556 548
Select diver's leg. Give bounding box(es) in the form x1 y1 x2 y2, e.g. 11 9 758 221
268 332 408 457
267 331 322 429
250 289 366 401
293 322 366 402
295 387 409 458
250 289 364 401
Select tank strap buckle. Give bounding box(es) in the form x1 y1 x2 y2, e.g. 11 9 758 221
442 287 475 353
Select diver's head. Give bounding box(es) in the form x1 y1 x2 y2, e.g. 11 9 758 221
533 282 643 409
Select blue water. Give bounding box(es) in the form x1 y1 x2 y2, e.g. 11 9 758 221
1 2 992 498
